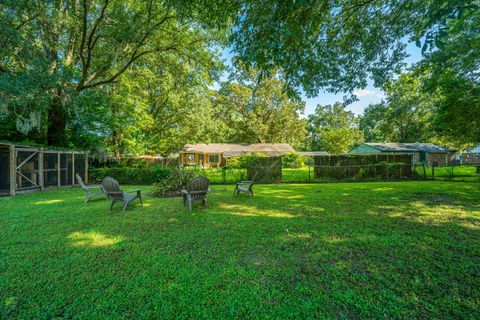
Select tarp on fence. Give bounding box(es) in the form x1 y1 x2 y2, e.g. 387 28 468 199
314 154 413 179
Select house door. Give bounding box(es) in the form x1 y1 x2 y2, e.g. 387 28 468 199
198 154 204 166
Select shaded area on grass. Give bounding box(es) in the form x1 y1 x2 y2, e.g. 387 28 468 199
1 182 479 319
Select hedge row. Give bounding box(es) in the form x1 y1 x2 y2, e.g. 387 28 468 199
89 167 172 185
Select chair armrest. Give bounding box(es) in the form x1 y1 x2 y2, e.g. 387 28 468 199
239 181 253 184
181 189 189 195
85 185 102 189
126 189 141 193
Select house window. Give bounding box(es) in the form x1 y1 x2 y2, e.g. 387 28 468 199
186 153 195 162
209 154 219 163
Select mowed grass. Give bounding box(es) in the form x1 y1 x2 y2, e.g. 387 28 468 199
1 182 480 319
416 165 480 182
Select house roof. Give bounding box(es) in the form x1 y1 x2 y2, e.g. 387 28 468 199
299 151 330 156
363 143 456 153
181 143 295 156
463 145 480 153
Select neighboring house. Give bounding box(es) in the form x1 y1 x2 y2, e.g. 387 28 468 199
461 145 480 164
349 142 456 166
179 143 295 167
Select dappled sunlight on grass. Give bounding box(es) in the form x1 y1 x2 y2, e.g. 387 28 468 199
3 182 480 318
370 199 480 229
67 231 124 247
371 187 395 192
217 203 299 218
322 234 347 244
34 199 64 205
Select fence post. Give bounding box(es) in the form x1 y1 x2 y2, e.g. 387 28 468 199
432 165 435 180
71 153 75 187
57 152 61 187
308 158 311 182
85 152 89 184
39 148 44 191
422 163 427 180
9 144 16 196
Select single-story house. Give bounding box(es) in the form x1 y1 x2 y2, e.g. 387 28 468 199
349 142 456 166
461 145 480 164
179 143 295 167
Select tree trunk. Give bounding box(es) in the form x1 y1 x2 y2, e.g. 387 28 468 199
47 94 67 146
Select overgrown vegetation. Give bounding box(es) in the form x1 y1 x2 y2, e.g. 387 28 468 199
151 170 201 197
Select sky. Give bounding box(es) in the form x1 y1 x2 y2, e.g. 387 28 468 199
219 41 423 116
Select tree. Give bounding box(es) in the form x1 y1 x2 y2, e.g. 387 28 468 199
420 7 480 145
215 67 307 149
307 103 363 154
231 0 478 96
360 72 440 143
0 0 231 146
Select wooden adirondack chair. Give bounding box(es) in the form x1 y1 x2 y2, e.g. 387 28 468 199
181 176 210 212
76 174 107 203
234 172 257 197
101 177 143 212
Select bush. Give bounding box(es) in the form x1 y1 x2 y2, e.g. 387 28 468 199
152 169 203 196
89 167 172 185
225 157 240 168
282 152 308 168
237 152 268 169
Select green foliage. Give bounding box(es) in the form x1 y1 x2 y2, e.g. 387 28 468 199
151 169 202 196
307 102 364 154
237 152 268 169
231 0 476 95
89 167 171 185
0 0 229 148
282 152 308 168
2 182 480 318
225 157 240 168
214 67 307 149
360 72 440 143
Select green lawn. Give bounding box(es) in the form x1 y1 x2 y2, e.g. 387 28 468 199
1 182 480 319
415 165 480 182
195 166 318 183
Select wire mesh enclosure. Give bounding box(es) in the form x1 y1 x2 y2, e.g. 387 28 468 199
313 154 413 179
43 152 58 187
16 149 40 190
0 143 88 196
0 145 10 195
247 156 283 183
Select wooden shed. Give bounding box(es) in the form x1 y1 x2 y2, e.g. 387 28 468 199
0 143 88 196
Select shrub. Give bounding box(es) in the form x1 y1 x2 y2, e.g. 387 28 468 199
237 152 268 169
89 167 172 185
225 157 240 168
152 169 203 196
282 152 308 168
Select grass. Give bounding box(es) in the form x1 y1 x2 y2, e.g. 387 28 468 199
415 165 480 182
196 166 323 183
1 181 480 319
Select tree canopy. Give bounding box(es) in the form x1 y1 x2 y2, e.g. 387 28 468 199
0 0 479 153
307 103 364 154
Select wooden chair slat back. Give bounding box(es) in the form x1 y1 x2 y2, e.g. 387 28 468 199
102 177 124 200
185 176 209 192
